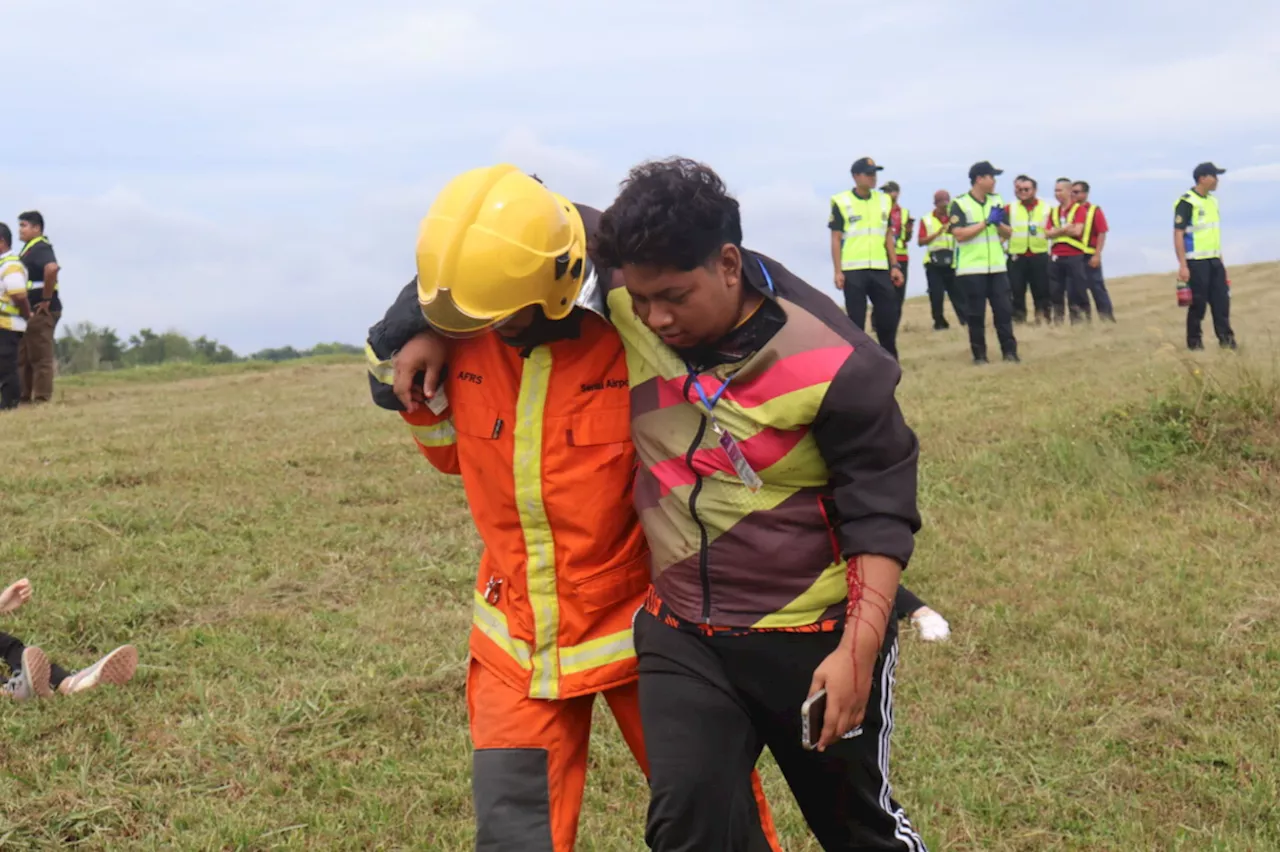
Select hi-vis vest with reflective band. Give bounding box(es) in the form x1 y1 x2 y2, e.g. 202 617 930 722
1176 190 1221 260
1008 200 1051 254
605 255 855 629
0 253 27 332
383 317 650 701
893 205 911 259
921 211 956 264
954 192 1007 275
19 235 50 291
1049 203 1097 254
832 189 892 270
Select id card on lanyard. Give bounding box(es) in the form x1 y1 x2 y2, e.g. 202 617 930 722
684 257 776 493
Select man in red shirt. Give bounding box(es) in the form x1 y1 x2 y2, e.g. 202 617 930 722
1044 178 1095 324
1071 181 1115 322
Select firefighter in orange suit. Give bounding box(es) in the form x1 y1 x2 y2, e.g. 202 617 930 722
365 165 781 852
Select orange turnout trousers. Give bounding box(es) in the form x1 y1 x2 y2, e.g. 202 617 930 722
385 314 781 851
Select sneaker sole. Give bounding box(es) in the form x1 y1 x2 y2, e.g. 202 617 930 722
22 647 54 699
66 645 139 694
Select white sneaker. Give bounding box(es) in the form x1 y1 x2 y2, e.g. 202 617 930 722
911 608 951 642
2 646 53 701
58 645 138 695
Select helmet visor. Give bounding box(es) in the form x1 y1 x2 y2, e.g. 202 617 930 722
421 286 516 339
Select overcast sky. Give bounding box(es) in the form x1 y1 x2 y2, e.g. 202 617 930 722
3 0 1278 352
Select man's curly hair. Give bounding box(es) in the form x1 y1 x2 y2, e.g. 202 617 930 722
592 157 742 271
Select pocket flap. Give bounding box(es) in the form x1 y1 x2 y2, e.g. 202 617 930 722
566 408 631 447
453 404 506 440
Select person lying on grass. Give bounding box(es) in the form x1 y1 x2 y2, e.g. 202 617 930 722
0 578 138 701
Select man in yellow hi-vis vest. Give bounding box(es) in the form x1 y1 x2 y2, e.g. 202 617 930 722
949 161 1018 364
1004 175 1052 325
828 157 906 359
1174 162 1235 350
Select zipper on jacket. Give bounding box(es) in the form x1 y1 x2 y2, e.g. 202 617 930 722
682 372 714 623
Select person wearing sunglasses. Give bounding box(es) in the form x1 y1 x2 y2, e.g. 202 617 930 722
1069 182 1114 322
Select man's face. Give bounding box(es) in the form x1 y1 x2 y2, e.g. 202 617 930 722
974 174 995 194
17 221 36 243
1071 184 1089 204
934 191 950 211
1055 182 1072 205
623 244 744 350
1201 175 1219 192
1014 180 1035 202
887 190 900 203
853 171 878 191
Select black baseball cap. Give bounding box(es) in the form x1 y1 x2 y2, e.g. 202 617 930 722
881 180 901 193
968 161 1003 180
1193 162 1226 179
851 157 884 176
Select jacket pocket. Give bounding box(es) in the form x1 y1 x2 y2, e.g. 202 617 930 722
573 552 652 613
565 407 631 447
452 403 507 440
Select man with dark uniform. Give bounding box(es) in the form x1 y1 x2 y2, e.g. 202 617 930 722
16 211 61 404
828 158 906 359
1174 162 1235 350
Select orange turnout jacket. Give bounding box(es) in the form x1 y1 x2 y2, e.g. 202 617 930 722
399 313 649 701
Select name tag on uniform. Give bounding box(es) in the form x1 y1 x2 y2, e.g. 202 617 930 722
710 417 763 492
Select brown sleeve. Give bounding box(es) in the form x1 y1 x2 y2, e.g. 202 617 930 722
811 347 921 568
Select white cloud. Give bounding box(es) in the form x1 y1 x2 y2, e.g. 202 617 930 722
2 0 1278 352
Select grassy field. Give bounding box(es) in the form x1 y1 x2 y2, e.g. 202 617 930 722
2 265 1278 850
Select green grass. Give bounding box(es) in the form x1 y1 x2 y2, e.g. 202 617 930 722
2 264 1280 850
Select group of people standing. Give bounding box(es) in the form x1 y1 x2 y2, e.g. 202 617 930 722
0 211 61 410
829 159 1116 365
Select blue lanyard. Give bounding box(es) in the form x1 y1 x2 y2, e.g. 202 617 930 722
686 256 773 413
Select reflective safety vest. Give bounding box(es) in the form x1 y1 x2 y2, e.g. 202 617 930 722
376 316 650 701
1008 199 1051 255
831 189 892 270
954 192 1007 276
19 235 51 292
920 210 955 266
1176 190 1221 260
0 253 27 332
892 205 911 260
1049 204 1097 254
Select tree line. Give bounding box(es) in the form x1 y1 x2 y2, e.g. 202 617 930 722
54 322 361 375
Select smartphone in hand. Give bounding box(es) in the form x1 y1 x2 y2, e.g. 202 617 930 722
801 689 827 751
801 688 865 750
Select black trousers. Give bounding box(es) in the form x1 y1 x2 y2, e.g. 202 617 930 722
1 631 71 688
961 272 1017 360
1047 254 1087 324
0 329 21 410
1083 262 1114 319
1007 254 1051 323
1186 258 1234 348
872 265 909 335
924 264 965 328
635 610 926 852
843 270 899 360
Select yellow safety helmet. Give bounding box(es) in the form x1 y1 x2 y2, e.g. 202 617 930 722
416 164 588 337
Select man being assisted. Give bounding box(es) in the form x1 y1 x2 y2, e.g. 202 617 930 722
594 159 927 851
365 165 780 852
